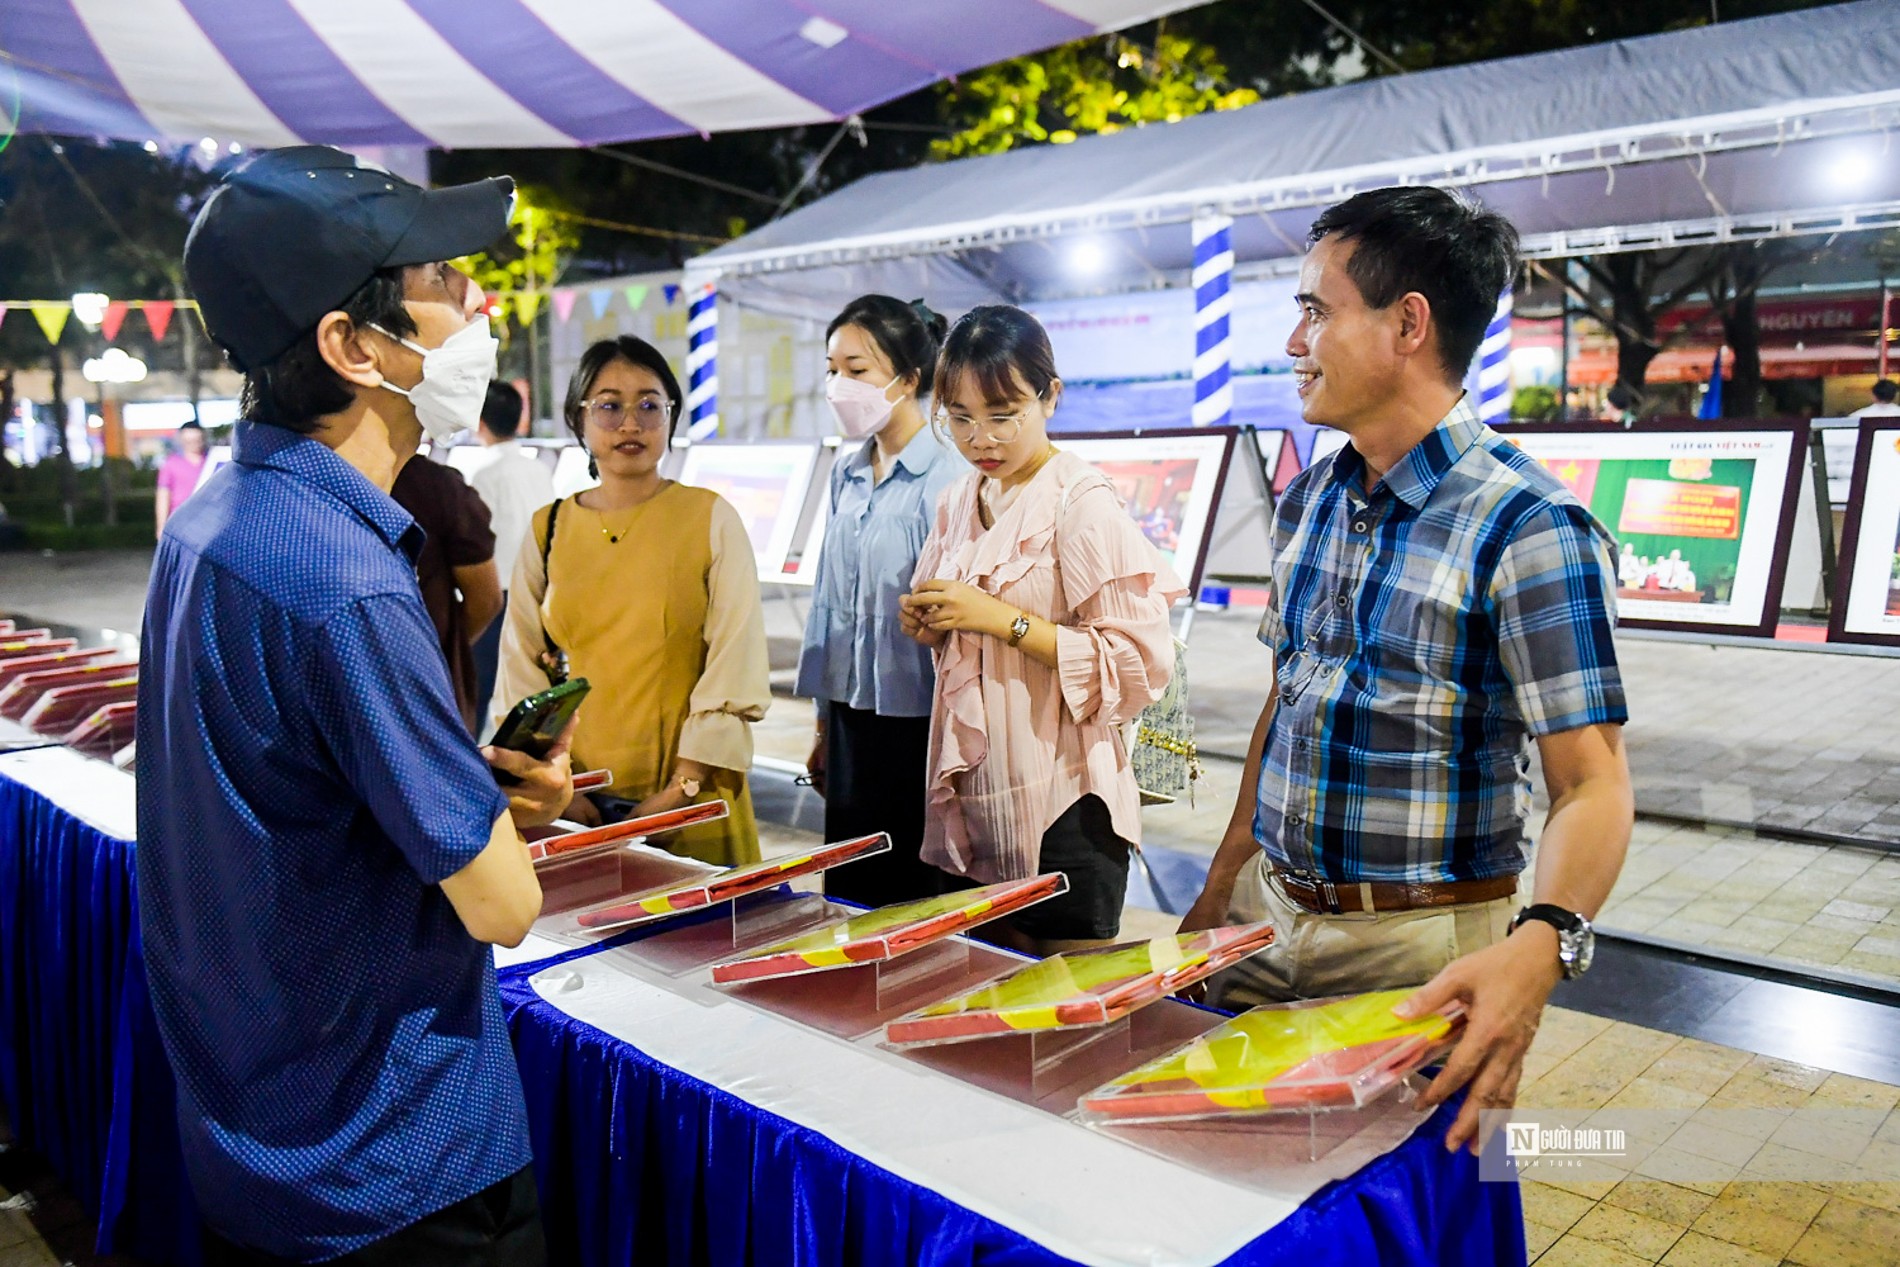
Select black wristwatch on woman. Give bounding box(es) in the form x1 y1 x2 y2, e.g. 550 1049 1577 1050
1510 904 1596 979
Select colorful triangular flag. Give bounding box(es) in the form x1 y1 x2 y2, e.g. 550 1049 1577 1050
589 288 613 319
101 301 130 342
29 301 70 345
0 307 7 333
516 291 543 325
662 284 681 305
551 289 578 323
624 284 649 312
143 300 175 342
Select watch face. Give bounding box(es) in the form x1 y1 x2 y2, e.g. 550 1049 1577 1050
1566 926 1596 976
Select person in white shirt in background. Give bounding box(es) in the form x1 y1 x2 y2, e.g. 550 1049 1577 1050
471 379 555 726
1849 378 1900 418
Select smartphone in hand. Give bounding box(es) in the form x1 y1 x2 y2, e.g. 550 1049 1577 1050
491 679 591 760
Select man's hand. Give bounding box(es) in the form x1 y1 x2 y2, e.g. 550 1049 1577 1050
561 792 604 828
1396 923 1564 1154
1178 874 1237 935
481 715 577 830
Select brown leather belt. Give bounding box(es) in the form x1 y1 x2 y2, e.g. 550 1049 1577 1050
1272 869 1519 915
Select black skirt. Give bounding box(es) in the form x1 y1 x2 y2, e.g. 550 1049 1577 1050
820 702 942 909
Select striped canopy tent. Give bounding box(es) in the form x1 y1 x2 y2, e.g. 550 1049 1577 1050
0 0 1209 147
676 1 1900 429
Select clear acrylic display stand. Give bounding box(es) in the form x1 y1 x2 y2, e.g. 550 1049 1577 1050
713 937 1005 1041
603 886 837 978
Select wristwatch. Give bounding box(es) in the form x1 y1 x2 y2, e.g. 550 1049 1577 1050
1510 904 1595 979
677 774 701 800
1007 612 1032 647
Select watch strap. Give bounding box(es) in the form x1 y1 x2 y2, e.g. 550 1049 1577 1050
1512 903 1585 935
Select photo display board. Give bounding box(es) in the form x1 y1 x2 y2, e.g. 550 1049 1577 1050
1059 428 1237 594
1497 422 1809 637
677 442 822 577
1828 420 1900 649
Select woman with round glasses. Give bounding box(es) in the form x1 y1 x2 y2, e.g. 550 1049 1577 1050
493 335 769 866
795 294 960 909
901 306 1186 949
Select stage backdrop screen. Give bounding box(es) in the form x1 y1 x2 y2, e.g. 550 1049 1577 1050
1497 423 1808 637
1829 421 1900 648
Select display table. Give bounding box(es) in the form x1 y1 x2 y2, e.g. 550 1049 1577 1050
0 746 1525 1266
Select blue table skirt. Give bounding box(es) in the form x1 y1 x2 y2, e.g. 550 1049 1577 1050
1 765 1523 1266
498 958 1527 1267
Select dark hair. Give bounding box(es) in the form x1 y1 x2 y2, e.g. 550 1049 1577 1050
1606 383 1636 411
1874 379 1898 403
178 421 205 434
239 268 415 434
933 305 1059 412
826 295 949 397
481 380 524 438
563 336 684 448
1306 187 1520 383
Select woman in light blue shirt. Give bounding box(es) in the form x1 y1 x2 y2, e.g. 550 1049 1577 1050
796 295 962 907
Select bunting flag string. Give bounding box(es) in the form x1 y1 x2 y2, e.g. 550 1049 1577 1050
624 285 649 312
29 301 70 345
143 300 174 343
588 288 613 319
100 301 129 342
550 289 578 323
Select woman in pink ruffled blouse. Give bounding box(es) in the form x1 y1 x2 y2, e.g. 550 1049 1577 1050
901 306 1187 948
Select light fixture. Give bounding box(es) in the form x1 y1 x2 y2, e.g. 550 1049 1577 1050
142 140 159 154
799 16 847 48
198 137 219 156
1068 239 1109 275
1827 148 1878 192
83 348 148 384
70 292 110 328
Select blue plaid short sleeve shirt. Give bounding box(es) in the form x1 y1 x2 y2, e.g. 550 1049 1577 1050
1255 399 1627 884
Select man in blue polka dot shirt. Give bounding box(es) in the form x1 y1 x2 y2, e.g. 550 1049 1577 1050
137 147 571 1265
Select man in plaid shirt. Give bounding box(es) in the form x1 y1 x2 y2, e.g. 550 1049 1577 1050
1183 187 1633 1153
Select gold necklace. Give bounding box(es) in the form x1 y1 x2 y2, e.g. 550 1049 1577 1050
590 481 667 543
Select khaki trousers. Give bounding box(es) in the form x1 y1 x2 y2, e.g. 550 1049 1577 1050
1208 852 1525 1009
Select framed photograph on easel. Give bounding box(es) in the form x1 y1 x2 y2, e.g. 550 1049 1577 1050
1494 421 1810 639
1827 419 1900 649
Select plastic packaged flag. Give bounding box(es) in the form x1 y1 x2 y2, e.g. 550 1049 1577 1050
527 800 730 866
24 674 139 735
569 833 890 932
1076 989 1465 1122
884 922 1275 1048
710 875 1066 984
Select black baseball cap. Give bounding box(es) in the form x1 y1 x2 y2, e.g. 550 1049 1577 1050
184 145 515 373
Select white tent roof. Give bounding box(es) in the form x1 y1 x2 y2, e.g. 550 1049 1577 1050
692 1 1900 313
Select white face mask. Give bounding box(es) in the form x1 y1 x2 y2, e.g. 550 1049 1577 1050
372 318 499 443
825 373 899 439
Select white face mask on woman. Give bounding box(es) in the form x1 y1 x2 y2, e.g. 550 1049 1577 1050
372 317 500 443
825 373 900 439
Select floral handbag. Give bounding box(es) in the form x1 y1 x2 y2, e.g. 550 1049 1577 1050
1133 638 1202 806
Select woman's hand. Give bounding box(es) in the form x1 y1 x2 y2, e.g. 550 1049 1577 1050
898 596 948 648
902 579 1013 640
805 728 828 799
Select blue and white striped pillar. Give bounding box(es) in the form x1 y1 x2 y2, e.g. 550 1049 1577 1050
686 282 720 441
1191 213 1235 429
1476 285 1514 425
